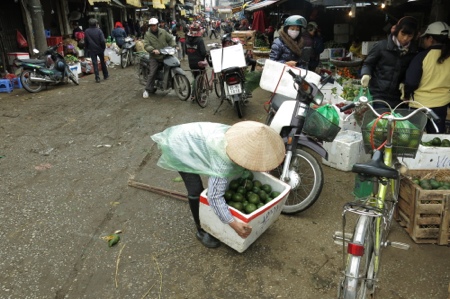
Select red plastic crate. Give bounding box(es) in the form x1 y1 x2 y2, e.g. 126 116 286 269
46 36 63 55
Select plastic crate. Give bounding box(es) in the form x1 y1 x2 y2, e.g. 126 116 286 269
199 171 291 253
46 36 63 55
395 169 450 245
303 107 341 142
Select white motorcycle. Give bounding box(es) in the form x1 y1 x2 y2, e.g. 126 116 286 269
263 60 339 214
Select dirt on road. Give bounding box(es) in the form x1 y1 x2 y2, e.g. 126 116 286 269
0 55 449 299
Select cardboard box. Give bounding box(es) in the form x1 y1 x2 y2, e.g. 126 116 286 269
69 62 81 75
395 169 450 245
401 134 450 170
199 172 291 253
322 131 371 171
231 30 256 50
361 41 377 55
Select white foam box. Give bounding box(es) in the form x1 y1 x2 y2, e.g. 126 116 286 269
361 41 378 55
199 171 291 253
401 134 450 170
322 130 371 171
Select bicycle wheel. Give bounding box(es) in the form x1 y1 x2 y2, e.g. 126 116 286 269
173 74 191 101
214 75 223 99
195 75 208 108
270 149 324 214
340 215 375 299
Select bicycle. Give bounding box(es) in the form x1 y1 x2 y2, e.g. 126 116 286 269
333 95 439 299
192 43 223 108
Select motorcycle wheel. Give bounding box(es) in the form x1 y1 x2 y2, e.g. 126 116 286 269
233 94 244 118
173 74 191 101
20 69 43 93
129 50 135 66
271 149 324 214
214 75 223 99
67 67 79 85
194 75 208 108
121 50 128 68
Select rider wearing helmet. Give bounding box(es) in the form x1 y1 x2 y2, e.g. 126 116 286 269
142 17 177 98
84 18 109 83
269 15 308 68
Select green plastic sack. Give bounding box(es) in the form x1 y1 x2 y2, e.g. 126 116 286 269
316 104 339 126
354 87 373 102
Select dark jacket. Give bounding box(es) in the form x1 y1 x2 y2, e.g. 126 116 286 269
360 34 418 107
269 36 302 66
84 26 106 56
302 31 324 69
111 27 127 47
143 27 176 60
186 35 207 70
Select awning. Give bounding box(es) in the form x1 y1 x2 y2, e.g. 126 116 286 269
217 8 232 13
125 0 142 7
153 0 165 9
245 0 284 12
88 0 126 7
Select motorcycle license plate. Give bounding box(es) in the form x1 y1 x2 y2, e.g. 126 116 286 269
228 84 242 95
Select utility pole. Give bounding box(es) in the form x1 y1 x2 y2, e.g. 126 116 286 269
26 0 47 52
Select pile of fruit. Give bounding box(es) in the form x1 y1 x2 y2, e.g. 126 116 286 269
421 137 450 147
225 170 281 214
334 102 353 115
412 177 450 190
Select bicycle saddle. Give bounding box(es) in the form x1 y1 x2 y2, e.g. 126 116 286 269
352 150 399 179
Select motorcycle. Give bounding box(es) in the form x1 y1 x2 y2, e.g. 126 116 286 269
265 64 338 214
120 37 136 68
15 43 79 93
138 46 191 101
213 34 250 118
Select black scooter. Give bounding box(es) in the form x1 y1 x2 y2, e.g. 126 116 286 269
15 43 79 93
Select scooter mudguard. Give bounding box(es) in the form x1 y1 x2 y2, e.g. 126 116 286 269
164 55 180 67
170 67 186 76
298 134 328 160
269 100 297 134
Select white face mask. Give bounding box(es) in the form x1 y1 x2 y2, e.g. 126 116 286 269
288 29 300 39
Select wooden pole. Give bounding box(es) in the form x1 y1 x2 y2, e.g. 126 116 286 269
127 180 187 202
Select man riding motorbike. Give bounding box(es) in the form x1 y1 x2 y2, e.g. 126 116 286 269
142 17 177 98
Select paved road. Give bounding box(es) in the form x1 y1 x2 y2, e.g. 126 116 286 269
0 41 449 299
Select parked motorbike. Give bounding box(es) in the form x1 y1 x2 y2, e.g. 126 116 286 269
15 43 79 93
120 37 136 68
138 46 191 101
266 68 338 214
213 34 250 118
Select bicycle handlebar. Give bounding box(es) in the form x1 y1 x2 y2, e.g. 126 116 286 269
342 96 440 132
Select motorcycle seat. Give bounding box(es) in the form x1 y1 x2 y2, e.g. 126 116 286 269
271 93 295 112
221 66 241 74
18 59 46 64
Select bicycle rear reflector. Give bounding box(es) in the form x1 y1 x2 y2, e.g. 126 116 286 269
348 243 365 256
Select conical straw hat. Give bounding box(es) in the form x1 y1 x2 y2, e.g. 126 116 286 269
225 121 285 172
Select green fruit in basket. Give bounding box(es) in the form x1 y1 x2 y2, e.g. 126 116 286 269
232 193 244 202
241 169 254 180
229 180 240 190
261 184 272 194
408 138 420 149
441 139 450 147
244 203 257 214
248 193 260 205
270 191 281 198
258 190 268 202
224 190 234 201
241 179 253 191
257 202 265 209
252 186 261 193
236 186 246 195
431 137 442 146
253 180 262 188
396 133 410 146
429 179 440 190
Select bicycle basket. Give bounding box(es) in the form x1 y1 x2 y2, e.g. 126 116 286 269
302 107 341 142
360 108 427 158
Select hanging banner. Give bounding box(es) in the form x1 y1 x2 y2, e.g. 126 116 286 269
153 0 165 9
126 0 142 7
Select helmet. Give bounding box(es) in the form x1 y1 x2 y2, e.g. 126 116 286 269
188 25 202 37
284 15 307 28
307 21 318 30
88 18 98 27
148 18 159 25
420 21 449 37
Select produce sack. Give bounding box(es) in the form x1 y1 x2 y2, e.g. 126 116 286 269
316 104 339 126
151 122 244 178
